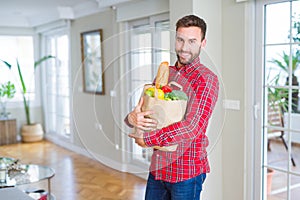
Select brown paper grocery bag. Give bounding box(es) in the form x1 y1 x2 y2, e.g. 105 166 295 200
141 82 187 151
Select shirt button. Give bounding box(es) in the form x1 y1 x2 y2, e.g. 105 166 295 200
156 154 159 157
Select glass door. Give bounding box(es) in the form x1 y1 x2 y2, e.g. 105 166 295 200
43 32 71 139
127 14 170 164
258 0 300 199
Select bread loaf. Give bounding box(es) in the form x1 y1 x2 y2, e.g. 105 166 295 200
155 61 169 89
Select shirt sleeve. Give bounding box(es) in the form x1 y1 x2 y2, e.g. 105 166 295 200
143 73 219 147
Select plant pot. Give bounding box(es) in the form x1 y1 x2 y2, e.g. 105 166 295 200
21 123 44 142
286 75 299 112
267 168 274 195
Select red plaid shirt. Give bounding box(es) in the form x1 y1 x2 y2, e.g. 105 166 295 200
144 57 219 183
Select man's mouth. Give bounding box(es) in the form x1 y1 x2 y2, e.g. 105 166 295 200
179 52 191 59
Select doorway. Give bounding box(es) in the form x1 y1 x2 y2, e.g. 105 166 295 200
256 0 300 199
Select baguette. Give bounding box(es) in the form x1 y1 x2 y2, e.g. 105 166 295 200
155 61 169 89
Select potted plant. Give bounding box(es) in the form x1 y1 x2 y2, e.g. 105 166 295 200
0 56 55 142
269 50 300 112
269 14 300 113
0 81 16 119
267 73 290 112
267 168 275 195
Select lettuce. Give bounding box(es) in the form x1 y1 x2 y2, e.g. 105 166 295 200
164 90 188 100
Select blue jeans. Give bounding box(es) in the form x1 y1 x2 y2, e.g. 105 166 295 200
145 173 206 200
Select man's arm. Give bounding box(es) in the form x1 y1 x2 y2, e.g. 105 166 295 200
124 96 157 130
124 97 158 148
143 73 219 147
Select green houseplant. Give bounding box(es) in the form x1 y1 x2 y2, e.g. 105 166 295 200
269 15 300 113
0 81 16 119
0 56 55 142
267 74 288 110
269 50 300 112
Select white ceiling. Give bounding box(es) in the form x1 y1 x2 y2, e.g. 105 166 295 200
0 0 135 28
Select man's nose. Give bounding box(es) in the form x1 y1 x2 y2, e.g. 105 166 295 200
181 41 190 51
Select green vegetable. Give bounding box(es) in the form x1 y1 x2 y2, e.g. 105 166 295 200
145 90 154 97
164 90 188 101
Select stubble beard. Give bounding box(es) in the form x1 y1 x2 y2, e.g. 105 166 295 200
176 46 202 66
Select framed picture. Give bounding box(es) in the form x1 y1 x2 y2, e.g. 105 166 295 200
81 29 104 94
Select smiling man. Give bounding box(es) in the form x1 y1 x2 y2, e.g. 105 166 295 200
126 15 219 200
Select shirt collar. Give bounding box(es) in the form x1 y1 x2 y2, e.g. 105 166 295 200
174 56 201 74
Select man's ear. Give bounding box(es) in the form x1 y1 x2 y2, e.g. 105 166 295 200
201 38 207 48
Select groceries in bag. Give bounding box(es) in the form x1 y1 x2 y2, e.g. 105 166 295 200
141 61 188 151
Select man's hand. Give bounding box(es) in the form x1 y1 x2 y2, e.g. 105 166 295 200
127 97 157 131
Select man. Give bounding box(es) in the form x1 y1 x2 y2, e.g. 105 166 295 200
126 15 219 200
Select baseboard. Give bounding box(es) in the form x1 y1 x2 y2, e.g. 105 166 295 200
45 134 147 180
45 134 91 158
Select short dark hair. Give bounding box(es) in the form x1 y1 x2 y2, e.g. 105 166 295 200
176 15 207 41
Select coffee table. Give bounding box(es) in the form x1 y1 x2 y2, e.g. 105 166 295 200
0 158 55 199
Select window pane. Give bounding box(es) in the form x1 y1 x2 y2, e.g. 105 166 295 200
44 33 70 139
0 36 34 102
160 30 171 62
129 17 170 164
155 20 170 63
291 1 300 44
265 2 291 44
130 25 153 110
267 128 289 172
265 45 290 87
291 45 300 113
263 1 300 199
290 173 300 199
266 169 288 199
291 134 300 174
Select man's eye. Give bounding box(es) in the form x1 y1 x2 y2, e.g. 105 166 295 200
189 40 196 45
177 38 184 42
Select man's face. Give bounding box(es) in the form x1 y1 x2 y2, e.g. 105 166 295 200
175 26 206 66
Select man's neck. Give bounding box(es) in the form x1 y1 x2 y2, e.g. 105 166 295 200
176 61 184 68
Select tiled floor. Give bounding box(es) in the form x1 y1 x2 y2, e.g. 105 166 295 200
267 138 300 200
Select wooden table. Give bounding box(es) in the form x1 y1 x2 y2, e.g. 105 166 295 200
0 119 17 145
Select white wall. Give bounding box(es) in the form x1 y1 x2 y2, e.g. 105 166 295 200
222 1 248 200
193 1 224 200
70 10 123 166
